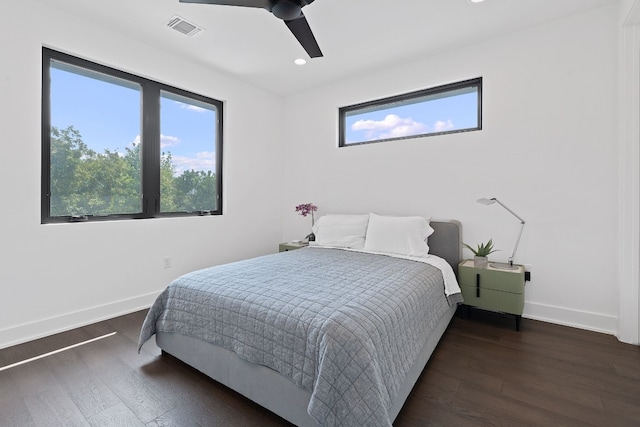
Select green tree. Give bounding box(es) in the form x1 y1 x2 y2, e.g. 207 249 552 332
50 125 141 216
173 169 216 212
50 125 93 216
49 125 216 217
160 151 178 212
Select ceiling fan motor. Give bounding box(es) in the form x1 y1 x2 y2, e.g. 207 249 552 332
272 0 302 21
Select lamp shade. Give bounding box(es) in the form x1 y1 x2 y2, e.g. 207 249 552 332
477 198 496 205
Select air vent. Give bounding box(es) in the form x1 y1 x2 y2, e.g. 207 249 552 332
166 15 203 36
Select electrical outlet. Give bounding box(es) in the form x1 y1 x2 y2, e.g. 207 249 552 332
163 256 172 269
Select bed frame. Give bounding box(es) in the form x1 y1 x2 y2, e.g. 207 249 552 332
155 219 462 426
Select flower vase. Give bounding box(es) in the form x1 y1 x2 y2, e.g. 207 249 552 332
307 212 316 242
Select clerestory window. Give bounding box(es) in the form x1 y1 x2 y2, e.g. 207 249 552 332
339 78 482 147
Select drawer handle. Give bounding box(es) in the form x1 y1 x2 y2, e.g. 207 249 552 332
476 273 480 297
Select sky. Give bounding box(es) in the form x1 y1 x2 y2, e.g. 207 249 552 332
344 91 479 144
50 64 217 176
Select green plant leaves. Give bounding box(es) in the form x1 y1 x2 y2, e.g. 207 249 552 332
463 239 499 257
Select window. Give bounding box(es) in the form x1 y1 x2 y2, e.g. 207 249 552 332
41 48 223 223
339 78 482 147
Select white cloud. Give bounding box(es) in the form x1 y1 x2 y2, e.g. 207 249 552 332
434 119 454 132
160 134 180 148
379 122 429 139
350 114 456 141
352 114 404 131
352 114 428 141
131 134 181 149
170 151 215 176
178 102 208 113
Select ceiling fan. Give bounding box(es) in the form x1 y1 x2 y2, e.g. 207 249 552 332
178 0 323 58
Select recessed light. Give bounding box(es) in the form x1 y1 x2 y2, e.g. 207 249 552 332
294 58 307 65
470 0 485 3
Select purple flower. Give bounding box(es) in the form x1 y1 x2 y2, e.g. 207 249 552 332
295 203 318 217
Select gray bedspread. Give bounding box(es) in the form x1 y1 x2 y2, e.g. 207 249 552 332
139 247 458 426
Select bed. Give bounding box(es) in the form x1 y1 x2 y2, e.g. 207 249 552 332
139 216 462 427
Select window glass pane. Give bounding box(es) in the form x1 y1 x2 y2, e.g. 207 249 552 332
341 79 481 146
49 60 142 216
160 91 218 213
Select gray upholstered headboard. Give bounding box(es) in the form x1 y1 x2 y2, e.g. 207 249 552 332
427 219 463 275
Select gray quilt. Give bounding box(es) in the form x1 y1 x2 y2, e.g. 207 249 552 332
139 247 458 426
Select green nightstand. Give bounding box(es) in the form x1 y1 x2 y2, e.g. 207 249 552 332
458 260 525 331
278 242 308 252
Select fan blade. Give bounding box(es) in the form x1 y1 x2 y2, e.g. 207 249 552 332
179 0 271 9
285 13 323 58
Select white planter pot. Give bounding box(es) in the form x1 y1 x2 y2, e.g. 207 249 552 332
474 256 488 268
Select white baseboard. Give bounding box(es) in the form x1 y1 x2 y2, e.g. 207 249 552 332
0 292 160 350
523 301 618 336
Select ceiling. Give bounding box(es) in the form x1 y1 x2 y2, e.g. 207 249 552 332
40 0 617 96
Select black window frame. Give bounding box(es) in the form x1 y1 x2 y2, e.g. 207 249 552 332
338 77 482 147
41 48 223 223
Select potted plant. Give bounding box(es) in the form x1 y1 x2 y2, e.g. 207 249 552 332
463 239 499 268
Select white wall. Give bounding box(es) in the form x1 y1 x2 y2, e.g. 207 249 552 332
0 1 285 349
282 5 621 334
0 1 628 349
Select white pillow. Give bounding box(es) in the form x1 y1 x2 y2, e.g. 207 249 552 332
311 214 369 249
363 213 434 257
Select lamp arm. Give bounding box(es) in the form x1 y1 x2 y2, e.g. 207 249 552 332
509 221 525 266
492 198 526 266
492 198 526 223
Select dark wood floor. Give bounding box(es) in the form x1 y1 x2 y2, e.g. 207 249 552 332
1 309 638 426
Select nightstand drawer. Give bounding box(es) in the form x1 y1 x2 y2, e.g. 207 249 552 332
460 285 524 315
458 261 524 294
